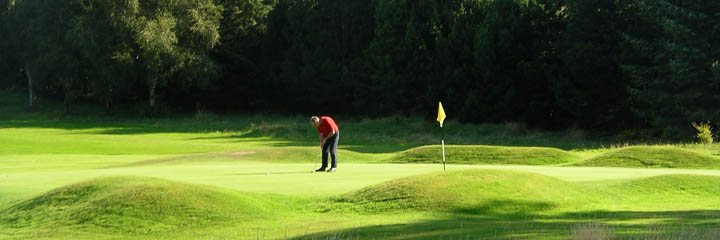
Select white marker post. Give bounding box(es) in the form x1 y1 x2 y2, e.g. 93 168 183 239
442 136 446 171
437 101 447 171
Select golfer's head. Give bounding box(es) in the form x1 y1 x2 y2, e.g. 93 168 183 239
310 116 320 127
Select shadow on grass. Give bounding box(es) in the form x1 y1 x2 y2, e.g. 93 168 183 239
292 208 720 239
452 200 558 216
0 117 233 134
0 108 284 136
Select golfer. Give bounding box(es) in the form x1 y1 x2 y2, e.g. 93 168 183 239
310 116 339 172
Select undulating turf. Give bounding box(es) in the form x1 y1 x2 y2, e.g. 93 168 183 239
303 171 720 239
573 146 720 169
338 170 720 214
337 169 591 213
5 169 720 239
1 176 272 234
2 89 720 239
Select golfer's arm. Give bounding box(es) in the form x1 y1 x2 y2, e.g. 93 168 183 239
323 130 336 142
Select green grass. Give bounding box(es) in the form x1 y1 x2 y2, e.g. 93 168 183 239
601 174 720 210
391 145 580 165
2 89 720 239
307 171 720 239
5 168 720 239
337 169 591 214
339 170 720 214
573 146 720 169
0 89 634 151
1 176 272 234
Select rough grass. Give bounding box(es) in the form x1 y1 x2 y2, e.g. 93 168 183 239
571 223 720 240
572 146 720 169
0 176 271 234
571 223 613 240
389 145 580 165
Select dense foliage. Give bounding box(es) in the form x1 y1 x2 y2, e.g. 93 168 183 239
1 0 719 138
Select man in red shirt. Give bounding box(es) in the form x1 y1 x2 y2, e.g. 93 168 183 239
310 116 339 172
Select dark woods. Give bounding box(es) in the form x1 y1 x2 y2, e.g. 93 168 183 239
1 0 719 138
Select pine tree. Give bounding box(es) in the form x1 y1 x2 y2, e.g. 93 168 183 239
556 0 631 130
622 0 720 138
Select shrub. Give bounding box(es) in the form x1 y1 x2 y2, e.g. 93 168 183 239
691 121 713 144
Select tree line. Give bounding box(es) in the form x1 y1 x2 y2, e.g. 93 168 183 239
1 0 719 138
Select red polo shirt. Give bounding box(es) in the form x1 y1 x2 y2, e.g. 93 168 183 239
317 116 339 136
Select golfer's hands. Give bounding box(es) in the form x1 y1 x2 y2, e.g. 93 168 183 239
320 139 326 147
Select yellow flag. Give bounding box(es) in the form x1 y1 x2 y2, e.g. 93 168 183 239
437 101 446 127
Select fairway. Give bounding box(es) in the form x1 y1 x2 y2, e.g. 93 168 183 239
2 112 720 239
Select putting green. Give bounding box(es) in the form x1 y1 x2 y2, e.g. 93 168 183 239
5 157 720 207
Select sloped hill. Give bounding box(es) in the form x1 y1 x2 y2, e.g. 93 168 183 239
572 146 720 169
338 169 589 214
0 176 270 234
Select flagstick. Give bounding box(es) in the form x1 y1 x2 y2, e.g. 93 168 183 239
441 126 446 171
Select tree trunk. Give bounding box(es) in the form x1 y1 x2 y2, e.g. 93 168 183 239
105 87 113 115
63 93 70 114
149 84 156 108
26 63 34 109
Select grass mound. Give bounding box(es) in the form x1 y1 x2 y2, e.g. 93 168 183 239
389 145 578 165
614 174 720 197
602 174 720 209
0 176 269 234
338 169 588 214
573 146 720 168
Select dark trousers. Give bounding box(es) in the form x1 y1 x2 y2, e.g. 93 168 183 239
321 130 339 168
